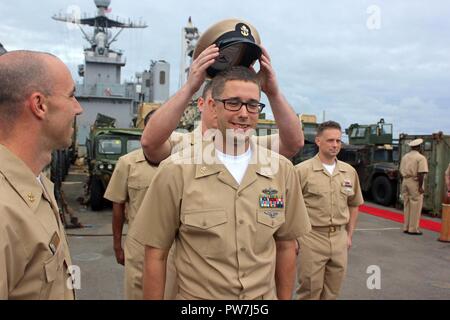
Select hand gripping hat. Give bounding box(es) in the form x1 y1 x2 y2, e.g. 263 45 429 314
408 138 424 147
193 18 262 78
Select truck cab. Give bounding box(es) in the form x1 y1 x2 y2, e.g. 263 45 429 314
85 114 143 210
339 119 399 205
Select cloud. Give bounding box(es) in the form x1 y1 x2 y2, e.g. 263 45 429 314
1 0 449 137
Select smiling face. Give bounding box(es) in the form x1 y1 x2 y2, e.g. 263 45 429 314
43 57 83 149
211 79 260 149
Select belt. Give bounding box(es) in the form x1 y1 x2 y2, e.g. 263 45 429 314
178 288 273 300
312 225 342 233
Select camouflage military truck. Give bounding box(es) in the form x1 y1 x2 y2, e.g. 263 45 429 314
398 132 450 217
338 119 399 206
292 116 399 206
85 114 143 211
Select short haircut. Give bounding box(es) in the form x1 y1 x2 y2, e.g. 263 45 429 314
316 120 342 137
143 109 157 126
211 66 260 98
0 50 55 124
202 80 212 99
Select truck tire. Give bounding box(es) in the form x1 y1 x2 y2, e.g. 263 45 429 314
371 175 394 206
90 177 104 211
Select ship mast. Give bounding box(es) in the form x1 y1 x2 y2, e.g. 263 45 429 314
179 16 200 89
52 0 147 63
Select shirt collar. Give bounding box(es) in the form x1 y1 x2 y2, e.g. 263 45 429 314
0 144 45 211
134 148 147 163
193 134 276 179
312 154 348 174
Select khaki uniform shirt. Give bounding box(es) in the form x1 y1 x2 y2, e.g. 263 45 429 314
295 154 364 227
131 138 311 299
0 145 74 300
400 150 429 179
104 148 158 226
169 126 203 155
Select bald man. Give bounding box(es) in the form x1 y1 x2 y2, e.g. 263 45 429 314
0 50 83 299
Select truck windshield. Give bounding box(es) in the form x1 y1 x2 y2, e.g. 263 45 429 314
127 139 141 153
373 149 393 162
351 128 366 138
382 124 392 135
98 139 122 154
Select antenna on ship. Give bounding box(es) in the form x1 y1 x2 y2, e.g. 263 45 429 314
51 0 150 151
179 16 200 89
52 0 147 61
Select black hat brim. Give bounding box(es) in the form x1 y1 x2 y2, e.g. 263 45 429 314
206 40 262 78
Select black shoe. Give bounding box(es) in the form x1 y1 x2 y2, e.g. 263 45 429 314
403 230 409 234
408 231 423 235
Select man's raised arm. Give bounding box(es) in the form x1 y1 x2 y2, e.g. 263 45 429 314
141 45 219 163
257 47 304 158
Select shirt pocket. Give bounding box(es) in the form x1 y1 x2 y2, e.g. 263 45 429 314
255 209 285 254
40 242 66 299
181 209 228 257
339 187 354 212
305 187 327 209
128 179 150 217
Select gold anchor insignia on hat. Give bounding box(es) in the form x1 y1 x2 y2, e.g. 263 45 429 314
240 25 249 37
27 192 35 203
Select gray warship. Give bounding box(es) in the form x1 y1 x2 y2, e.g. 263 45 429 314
52 0 170 155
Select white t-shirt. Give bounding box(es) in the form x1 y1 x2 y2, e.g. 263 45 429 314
322 162 336 175
216 148 252 185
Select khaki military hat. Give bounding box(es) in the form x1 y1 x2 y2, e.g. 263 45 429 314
408 138 424 147
193 18 262 78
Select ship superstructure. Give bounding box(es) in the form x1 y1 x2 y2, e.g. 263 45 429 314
53 0 170 151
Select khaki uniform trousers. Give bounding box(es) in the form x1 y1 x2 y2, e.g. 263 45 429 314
296 227 348 300
124 237 178 300
401 178 423 233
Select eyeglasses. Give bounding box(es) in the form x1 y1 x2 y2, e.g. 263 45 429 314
214 98 265 114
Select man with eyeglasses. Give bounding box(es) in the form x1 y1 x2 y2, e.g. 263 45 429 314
141 21 304 165
131 66 311 300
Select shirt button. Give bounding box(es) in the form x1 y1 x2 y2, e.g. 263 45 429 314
239 219 244 224
240 247 246 252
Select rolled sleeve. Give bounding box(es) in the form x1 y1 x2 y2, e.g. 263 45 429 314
418 156 429 174
104 156 129 203
348 171 364 207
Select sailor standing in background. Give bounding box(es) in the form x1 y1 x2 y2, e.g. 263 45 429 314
295 121 364 300
400 139 428 235
399 138 429 235
103 110 177 299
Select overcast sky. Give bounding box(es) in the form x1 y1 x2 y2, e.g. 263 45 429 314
1 0 449 137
